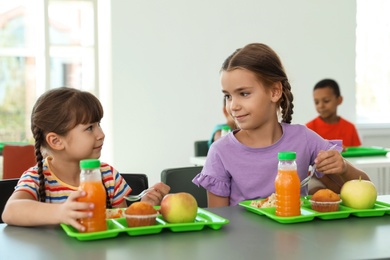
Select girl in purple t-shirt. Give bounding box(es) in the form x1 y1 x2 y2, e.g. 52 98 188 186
192 43 370 207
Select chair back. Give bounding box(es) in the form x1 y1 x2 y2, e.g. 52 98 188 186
120 173 149 206
0 178 19 223
194 140 208 157
3 145 36 179
161 166 207 208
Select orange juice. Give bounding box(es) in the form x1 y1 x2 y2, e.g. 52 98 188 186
78 159 107 233
275 152 301 217
78 180 107 232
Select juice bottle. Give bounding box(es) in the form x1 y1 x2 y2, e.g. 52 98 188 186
78 159 107 232
275 151 301 217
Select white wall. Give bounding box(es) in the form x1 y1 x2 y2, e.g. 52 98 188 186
109 0 357 185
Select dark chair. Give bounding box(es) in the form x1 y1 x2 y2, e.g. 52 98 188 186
120 173 149 206
0 178 19 223
194 140 209 157
3 145 36 179
161 166 207 208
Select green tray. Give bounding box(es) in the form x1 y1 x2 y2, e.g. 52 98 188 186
239 196 390 224
341 146 390 157
60 208 229 241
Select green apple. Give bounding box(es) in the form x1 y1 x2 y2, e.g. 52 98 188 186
340 179 377 209
160 192 198 223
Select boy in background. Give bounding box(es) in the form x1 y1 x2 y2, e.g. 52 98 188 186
306 78 361 148
306 79 361 194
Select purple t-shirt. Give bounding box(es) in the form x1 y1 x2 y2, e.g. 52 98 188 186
192 123 342 206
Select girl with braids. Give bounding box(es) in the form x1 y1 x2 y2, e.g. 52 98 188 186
192 43 369 207
2 87 170 231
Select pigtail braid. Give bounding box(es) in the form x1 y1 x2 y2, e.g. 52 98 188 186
280 80 294 124
33 126 46 202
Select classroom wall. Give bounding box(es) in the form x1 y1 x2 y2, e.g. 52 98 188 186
108 0 357 185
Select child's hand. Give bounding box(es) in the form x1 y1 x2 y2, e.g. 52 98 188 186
58 190 94 232
315 149 347 176
140 182 171 206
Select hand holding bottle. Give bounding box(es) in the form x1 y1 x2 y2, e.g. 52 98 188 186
77 159 107 232
57 190 94 232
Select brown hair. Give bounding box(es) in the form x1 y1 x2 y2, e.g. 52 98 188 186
31 87 111 207
221 43 294 123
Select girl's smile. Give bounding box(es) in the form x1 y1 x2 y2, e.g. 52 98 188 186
233 114 248 122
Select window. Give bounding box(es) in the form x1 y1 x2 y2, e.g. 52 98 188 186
0 0 98 142
356 0 390 125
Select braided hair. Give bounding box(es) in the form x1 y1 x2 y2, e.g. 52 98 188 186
221 43 294 123
31 87 112 208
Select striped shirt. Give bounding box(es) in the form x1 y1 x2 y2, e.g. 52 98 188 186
15 156 131 207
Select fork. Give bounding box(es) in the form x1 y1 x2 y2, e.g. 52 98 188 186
300 144 338 187
124 188 154 201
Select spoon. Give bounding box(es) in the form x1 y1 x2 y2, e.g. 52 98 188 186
300 144 338 187
124 188 154 202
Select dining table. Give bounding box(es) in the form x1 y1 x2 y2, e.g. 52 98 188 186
1 195 390 260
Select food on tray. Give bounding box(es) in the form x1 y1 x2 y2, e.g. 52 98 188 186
311 189 340 202
310 189 341 212
160 192 198 223
251 193 304 209
125 201 158 227
340 178 377 209
250 193 277 208
106 208 124 219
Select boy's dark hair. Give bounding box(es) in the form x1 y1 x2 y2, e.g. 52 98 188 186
221 43 294 124
314 79 341 97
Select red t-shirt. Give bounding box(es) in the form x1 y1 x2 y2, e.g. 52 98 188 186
306 116 361 147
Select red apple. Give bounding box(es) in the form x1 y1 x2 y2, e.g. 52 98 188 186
340 179 377 209
160 192 198 223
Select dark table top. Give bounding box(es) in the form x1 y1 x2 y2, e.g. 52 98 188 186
2 196 390 260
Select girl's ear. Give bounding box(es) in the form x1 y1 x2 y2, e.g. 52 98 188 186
270 81 283 102
46 132 65 151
